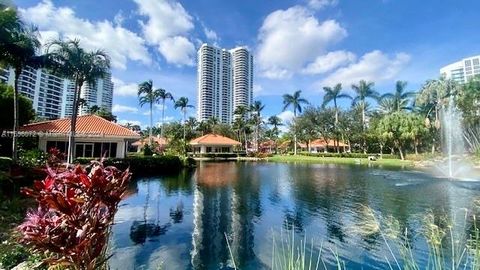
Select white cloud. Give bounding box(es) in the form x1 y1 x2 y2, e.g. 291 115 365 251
117 119 142 127
112 104 138 113
19 0 151 70
158 36 195 66
112 77 138 97
202 24 218 41
302 50 356 75
256 6 347 79
253 84 264 96
134 0 196 66
307 0 338 10
154 104 168 111
319 50 411 87
277 111 295 132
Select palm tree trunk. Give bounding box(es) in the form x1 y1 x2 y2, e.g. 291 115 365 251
183 110 186 155
161 99 165 140
12 69 21 162
149 102 153 145
67 80 79 164
362 103 366 154
293 111 297 155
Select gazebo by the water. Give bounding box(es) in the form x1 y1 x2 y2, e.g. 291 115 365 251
189 134 241 154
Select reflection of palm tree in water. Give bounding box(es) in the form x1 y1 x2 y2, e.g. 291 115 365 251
130 181 170 244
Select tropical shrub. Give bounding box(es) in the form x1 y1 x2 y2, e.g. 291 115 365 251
298 152 399 159
17 149 47 169
142 144 153 156
18 162 131 270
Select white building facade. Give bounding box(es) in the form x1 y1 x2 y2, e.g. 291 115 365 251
440 55 480 84
5 67 67 119
197 44 253 124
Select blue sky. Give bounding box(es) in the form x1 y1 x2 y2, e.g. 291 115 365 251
13 0 480 127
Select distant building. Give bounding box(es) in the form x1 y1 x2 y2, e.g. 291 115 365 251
4 67 67 119
190 133 241 154
440 55 480 84
62 72 114 117
197 44 253 124
2 66 114 119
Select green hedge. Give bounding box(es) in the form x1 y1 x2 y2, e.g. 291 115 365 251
298 152 399 159
193 153 239 158
75 155 183 175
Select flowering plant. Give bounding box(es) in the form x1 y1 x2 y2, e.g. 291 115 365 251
18 162 131 270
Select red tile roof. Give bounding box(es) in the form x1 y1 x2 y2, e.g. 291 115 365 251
189 134 241 146
20 115 140 138
310 139 347 147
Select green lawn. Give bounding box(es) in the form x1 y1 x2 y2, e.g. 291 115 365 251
267 154 414 167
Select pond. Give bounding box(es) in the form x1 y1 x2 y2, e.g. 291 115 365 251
108 161 480 270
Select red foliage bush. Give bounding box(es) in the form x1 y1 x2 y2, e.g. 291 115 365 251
18 162 131 270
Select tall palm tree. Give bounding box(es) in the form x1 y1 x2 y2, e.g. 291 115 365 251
234 105 249 150
351 80 379 153
381 80 415 112
138 80 160 146
267 115 283 154
282 90 309 155
1 9 44 162
250 100 265 152
174 97 194 154
322 83 351 153
47 39 110 163
157 88 174 140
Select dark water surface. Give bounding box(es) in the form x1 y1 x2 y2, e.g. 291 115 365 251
108 161 480 270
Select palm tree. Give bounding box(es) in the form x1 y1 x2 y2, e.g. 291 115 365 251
87 105 100 114
351 80 379 153
234 105 249 150
157 88 174 140
381 81 415 112
250 100 265 152
1 9 44 162
174 97 194 154
47 39 110 163
282 90 309 155
138 80 160 146
322 83 351 153
267 115 283 154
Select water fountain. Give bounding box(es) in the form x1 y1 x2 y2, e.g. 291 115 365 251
435 95 477 180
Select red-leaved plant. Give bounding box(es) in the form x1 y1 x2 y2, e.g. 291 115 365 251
18 162 131 270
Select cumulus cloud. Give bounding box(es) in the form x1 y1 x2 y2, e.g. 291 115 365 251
307 0 338 10
319 50 411 87
253 84 264 96
256 6 347 79
134 0 196 66
19 0 151 70
117 119 143 127
277 110 295 132
302 50 356 75
112 77 138 97
112 104 138 113
202 24 218 41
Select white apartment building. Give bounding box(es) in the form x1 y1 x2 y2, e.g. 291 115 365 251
4 67 67 119
61 72 114 117
440 55 480 84
2 67 114 119
197 44 253 124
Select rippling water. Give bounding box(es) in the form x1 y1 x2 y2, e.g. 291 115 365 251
108 161 480 270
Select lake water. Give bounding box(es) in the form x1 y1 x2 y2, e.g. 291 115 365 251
108 161 480 270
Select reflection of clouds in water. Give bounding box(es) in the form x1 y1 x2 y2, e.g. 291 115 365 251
147 244 190 270
108 246 141 270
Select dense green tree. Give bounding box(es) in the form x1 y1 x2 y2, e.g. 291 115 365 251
377 112 419 160
47 39 110 163
250 100 265 152
233 105 250 150
0 83 35 136
95 108 117 122
282 90 309 155
0 6 44 161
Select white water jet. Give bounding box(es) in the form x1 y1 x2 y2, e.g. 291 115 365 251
435 95 476 180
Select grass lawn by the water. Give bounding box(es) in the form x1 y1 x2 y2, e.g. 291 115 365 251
267 154 414 167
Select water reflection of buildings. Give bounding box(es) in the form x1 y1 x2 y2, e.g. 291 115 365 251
191 162 262 269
